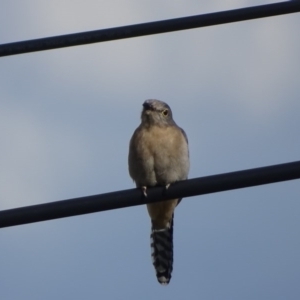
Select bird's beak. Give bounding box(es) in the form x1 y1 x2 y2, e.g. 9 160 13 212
143 102 152 111
143 102 152 115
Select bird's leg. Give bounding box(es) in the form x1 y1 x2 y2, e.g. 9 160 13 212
141 186 148 197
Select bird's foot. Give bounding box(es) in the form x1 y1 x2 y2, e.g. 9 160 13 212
162 183 171 196
141 186 148 197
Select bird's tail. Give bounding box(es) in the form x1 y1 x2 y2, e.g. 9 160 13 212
150 214 174 285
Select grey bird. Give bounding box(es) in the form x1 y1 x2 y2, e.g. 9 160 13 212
128 99 189 285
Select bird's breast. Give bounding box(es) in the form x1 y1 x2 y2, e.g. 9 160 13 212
129 125 189 186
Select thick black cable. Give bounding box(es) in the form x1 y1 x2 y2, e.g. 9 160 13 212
0 160 300 228
0 1 300 57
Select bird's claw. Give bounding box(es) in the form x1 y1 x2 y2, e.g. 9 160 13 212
141 186 148 197
162 183 171 196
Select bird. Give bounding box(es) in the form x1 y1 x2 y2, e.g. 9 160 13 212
128 99 189 285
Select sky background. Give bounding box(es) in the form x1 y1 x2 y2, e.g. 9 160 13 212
1 1 300 299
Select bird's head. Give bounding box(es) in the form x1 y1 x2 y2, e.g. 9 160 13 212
141 99 174 127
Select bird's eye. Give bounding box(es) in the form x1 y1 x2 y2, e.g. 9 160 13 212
162 109 169 117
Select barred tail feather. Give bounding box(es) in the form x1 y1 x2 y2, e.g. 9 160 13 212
150 215 174 285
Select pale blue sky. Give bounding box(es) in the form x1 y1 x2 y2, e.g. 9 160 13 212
1 1 300 299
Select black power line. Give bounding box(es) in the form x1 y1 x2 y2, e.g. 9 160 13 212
0 1 300 57
1 160 300 229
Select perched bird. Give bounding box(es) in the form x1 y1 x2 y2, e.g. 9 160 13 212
128 99 189 285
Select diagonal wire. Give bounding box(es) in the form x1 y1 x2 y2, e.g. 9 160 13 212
0 160 300 228
0 1 300 57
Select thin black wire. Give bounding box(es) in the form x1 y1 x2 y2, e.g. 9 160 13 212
0 2 299 229
1 160 300 228
0 1 300 57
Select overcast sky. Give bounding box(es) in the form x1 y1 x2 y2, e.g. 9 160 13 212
1 1 300 299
